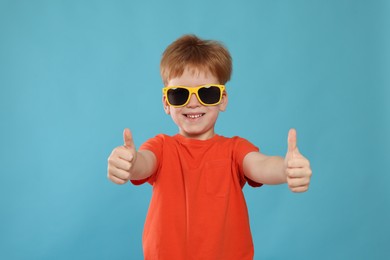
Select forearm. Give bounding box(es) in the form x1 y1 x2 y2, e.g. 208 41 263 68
257 156 287 184
243 152 287 185
243 129 312 192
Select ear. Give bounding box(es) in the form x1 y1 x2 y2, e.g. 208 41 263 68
162 95 171 115
219 91 228 112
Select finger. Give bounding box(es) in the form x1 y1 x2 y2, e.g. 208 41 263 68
287 158 310 168
287 175 310 187
123 128 134 148
110 146 133 161
287 128 297 153
290 185 309 193
108 166 130 180
116 146 134 161
108 174 128 185
286 167 312 178
108 156 132 171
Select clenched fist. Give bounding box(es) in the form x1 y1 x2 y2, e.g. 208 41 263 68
107 128 137 184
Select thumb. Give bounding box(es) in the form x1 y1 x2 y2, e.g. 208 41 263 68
123 128 135 148
287 128 297 154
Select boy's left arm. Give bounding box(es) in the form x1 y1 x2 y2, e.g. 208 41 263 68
243 129 312 193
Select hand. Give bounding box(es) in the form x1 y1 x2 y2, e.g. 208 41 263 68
107 128 137 184
285 129 312 192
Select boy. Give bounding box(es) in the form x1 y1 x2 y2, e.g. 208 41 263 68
107 35 312 259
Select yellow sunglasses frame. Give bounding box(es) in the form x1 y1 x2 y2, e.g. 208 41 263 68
162 84 225 108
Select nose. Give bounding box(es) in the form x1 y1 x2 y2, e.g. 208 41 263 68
186 93 201 108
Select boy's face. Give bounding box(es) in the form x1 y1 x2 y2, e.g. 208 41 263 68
163 67 228 140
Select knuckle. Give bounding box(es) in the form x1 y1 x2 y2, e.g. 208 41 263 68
107 157 114 164
111 148 119 156
112 146 124 155
107 167 113 176
306 159 311 167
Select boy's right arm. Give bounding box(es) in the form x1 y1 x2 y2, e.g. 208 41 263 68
107 128 157 185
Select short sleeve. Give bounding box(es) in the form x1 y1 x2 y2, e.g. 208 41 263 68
130 134 164 186
234 137 263 188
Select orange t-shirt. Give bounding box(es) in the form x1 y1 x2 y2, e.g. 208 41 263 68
132 134 262 260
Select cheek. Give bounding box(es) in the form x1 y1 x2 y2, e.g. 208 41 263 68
204 107 220 122
209 106 221 115
169 108 183 121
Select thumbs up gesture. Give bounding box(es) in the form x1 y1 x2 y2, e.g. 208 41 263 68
285 129 312 193
107 128 137 184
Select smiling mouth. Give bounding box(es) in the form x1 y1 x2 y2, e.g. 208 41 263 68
184 113 205 119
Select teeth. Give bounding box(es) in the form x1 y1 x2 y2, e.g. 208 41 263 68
186 114 204 119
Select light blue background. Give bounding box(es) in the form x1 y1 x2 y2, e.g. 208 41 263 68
1 0 389 259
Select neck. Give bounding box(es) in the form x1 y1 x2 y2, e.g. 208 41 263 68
178 130 216 141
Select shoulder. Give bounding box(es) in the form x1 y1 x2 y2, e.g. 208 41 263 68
139 134 175 151
218 136 260 160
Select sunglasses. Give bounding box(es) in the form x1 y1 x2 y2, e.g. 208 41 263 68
162 84 225 108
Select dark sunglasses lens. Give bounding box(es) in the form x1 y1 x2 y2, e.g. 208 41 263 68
167 88 190 106
198 86 221 104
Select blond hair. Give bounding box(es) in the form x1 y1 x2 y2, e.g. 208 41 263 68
160 35 232 85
